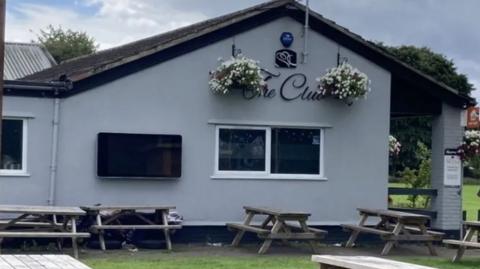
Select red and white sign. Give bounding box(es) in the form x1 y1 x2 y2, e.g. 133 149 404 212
466 106 480 129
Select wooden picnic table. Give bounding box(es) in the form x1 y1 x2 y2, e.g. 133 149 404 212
81 205 181 251
0 205 89 259
444 221 480 262
343 208 444 256
0 255 92 269
226 206 327 254
311 255 438 269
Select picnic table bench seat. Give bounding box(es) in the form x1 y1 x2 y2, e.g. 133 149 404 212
0 231 90 238
0 220 70 228
227 223 270 234
90 224 182 230
342 224 394 236
444 221 480 262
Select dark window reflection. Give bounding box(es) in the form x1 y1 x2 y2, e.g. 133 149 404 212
271 128 320 174
1 119 23 170
219 129 266 171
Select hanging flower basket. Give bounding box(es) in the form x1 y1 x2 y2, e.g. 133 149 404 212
209 55 265 95
458 130 480 161
316 62 371 105
389 135 401 157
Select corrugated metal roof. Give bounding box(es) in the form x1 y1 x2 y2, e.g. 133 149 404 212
4 42 56 80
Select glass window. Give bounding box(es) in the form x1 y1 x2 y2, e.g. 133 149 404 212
271 128 320 174
215 125 323 178
1 119 25 172
218 128 266 171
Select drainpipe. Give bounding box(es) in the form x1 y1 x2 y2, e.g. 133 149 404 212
301 0 310 64
47 92 61 206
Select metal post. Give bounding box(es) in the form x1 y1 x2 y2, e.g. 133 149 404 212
0 0 6 158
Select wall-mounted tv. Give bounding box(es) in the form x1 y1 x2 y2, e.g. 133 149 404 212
97 132 182 178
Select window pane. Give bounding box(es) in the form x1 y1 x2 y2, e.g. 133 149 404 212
219 129 266 171
1 119 23 170
271 128 320 174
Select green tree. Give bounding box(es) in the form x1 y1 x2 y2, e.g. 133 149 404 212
379 44 475 174
36 25 98 63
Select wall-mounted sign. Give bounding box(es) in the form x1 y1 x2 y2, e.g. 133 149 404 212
275 49 297 68
444 148 462 186
280 32 294 48
466 106 480 129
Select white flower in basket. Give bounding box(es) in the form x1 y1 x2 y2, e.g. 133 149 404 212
316 62 371 105
209 55 265 95
389 135 401 157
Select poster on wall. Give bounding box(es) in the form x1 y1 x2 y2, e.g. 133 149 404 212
443 149 462 186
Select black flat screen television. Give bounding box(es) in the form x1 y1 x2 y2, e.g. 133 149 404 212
97 132 182 178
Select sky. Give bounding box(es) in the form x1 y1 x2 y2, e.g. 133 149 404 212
5 0 480 99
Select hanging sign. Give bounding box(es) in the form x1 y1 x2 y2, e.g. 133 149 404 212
466 106 480 129
443 149 462 186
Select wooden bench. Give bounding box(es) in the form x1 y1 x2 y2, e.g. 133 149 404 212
311 255 438 269
343 208 441 256
82 205 181 251
0 205 87 259
443 221 480 262
228 206 326 254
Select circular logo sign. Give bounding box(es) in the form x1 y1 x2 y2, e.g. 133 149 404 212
280 32 294 48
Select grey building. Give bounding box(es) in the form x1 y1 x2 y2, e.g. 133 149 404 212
1 0 473 233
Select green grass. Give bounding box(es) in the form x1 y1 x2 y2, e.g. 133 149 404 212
83 256 315 269
389 183 480 221
82 255 480 269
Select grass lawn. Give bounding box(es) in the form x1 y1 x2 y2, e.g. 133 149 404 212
83 255 480 269
389 183 480 221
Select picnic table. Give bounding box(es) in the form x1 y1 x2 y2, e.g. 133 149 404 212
226 206 327 254
0 255 92 269
342 208 444 256
0 205 89 259
311 255 438 269
444 221 480 262
81 205 181 251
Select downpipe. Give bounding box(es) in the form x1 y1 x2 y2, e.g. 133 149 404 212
47 96 60 206
302 0 310 64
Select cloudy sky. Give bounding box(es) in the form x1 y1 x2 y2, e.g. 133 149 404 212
6 0 480 99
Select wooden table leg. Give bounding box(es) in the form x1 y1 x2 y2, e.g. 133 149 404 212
299 219 319 253
345 214 368 248
70 217 79 259
162 210 172 251
258 218 283 254
418 223 437 256
95 213 106 251
453 227 475 262
231 212 254 247
381 222 403 256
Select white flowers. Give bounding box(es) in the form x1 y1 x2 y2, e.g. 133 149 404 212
316 62 371 104
209 55 265 95
389 135 401 156
459 130 480 160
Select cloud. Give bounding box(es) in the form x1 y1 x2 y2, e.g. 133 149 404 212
6 0 208 49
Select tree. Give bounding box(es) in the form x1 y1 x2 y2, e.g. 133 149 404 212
378 44 475 175
378 44 474 95
36 25 98 63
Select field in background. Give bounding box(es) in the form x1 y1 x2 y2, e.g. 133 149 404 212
389 183 480 221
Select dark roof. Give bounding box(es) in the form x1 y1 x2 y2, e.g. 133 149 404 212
5 42 56 80
21 0 474 107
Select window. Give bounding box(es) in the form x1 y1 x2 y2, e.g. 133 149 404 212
0 118 28 175
214 125 324 179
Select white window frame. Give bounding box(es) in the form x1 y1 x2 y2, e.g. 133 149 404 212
0 117 28 176
213 125 325 180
